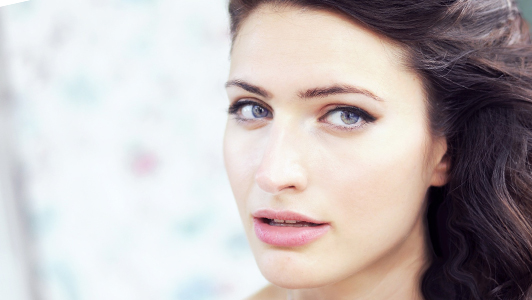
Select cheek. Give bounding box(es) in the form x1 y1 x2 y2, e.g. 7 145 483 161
223 124 262 213
314 124 431 247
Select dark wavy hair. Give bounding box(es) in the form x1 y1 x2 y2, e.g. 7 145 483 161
227 0 532 299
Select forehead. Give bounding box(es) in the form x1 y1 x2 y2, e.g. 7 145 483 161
232 4 405 63
230 5 419 96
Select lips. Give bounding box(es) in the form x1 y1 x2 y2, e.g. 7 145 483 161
252 209 331 247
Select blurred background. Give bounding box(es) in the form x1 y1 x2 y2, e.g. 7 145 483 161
0 0 266 299
0 1 530 300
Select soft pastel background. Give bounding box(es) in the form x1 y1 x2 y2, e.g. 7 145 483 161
0 1 530 300
0 0 267 299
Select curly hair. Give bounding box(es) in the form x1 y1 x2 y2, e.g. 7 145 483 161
227 0 532 299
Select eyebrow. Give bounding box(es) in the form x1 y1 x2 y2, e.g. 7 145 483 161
225 80 272 98
299 85 383 102
225 79 383 102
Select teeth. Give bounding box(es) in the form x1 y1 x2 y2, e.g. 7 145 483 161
268 219 320 227
272 219 299 223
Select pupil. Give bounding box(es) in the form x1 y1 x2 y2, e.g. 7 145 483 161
252 105 267 118
341 111 360 124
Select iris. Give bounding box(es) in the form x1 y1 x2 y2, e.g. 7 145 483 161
252 105 269 118
340 111 360 125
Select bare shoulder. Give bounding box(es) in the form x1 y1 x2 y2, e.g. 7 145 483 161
244 284 287 300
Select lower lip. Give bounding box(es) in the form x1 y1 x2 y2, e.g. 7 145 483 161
253 218 331 247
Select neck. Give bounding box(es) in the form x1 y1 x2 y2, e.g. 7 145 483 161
288 218 430 300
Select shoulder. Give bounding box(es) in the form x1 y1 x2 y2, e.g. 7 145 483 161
244 284 286 300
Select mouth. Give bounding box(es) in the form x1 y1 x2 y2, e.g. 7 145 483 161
252 209 331 247
258 218 323 227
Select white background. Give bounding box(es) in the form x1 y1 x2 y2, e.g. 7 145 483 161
0 0 267 299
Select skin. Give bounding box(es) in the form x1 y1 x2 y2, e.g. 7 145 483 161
223 4 449 300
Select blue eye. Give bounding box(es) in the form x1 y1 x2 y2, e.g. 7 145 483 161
326 110 361 125
340 111 360 124
321 107 375 130
227 100 272 121
242 104 269 118
227 101 375 131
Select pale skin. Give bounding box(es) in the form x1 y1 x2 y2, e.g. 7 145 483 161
223 4 449 300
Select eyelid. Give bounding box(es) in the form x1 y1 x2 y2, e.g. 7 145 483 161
227 99 273 119
319 105 376 130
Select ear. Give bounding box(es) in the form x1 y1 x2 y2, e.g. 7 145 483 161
430 138 450 187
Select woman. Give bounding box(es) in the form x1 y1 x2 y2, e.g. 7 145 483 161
223 0 532 299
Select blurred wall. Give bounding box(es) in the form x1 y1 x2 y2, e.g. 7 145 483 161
0 13 36 300
0 1 531 300
0 0 266 299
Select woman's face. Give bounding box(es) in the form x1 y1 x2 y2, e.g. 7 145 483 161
223 4 449 291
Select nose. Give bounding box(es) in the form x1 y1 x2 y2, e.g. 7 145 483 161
254 123 308 194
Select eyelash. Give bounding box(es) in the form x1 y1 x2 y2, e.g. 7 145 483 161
227 100 270 118
227 99 376 131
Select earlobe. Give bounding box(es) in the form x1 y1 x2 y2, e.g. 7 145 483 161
431 152 450 187
429 137 450 187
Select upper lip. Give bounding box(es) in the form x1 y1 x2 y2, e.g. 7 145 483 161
252 209 328 224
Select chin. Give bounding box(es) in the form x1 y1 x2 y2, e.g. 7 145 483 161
254 248 336 289
261 269 327 289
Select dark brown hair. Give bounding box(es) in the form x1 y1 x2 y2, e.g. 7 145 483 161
228 0 532 299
